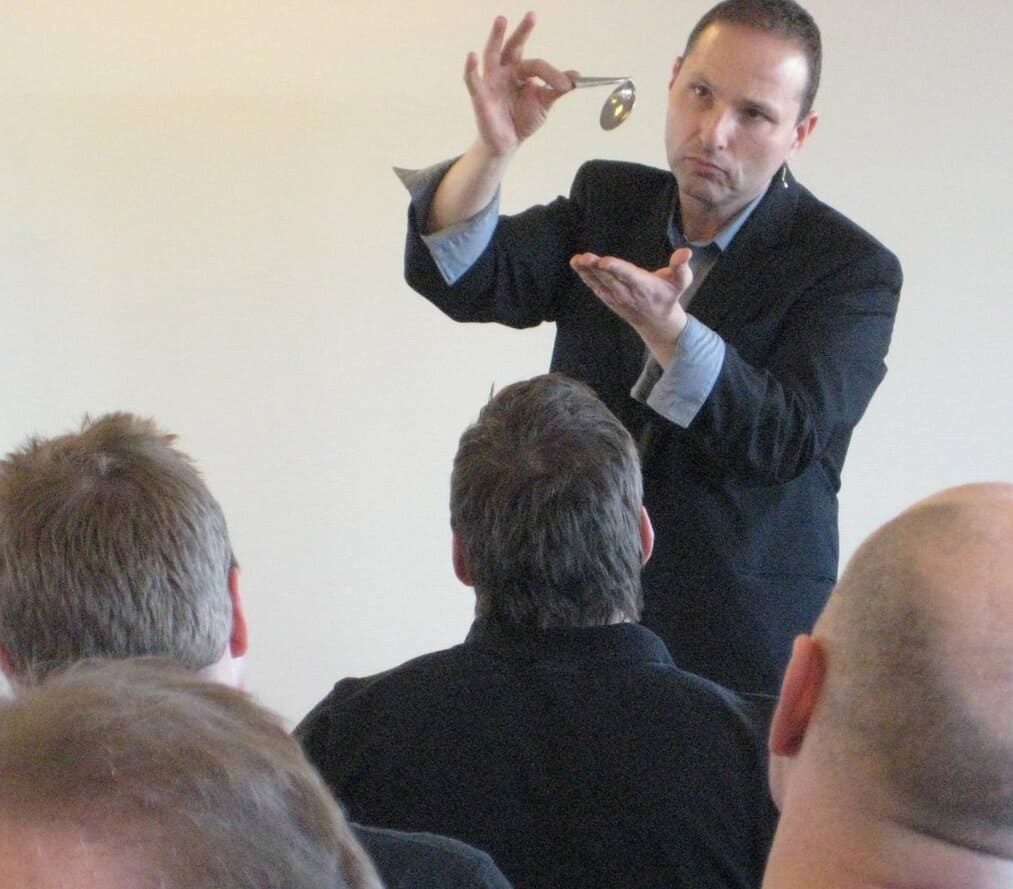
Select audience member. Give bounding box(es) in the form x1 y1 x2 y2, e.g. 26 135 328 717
764 483 1013 888
0 658 381 889
297 374 778 889
0 412 513 889
0 412 247 685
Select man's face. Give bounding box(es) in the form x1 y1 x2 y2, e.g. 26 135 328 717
665 22 817 228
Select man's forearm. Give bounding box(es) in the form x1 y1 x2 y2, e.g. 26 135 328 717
426 139 514 232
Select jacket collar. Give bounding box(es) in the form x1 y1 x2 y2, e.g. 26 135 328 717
672 171 801 329
464 616 675 668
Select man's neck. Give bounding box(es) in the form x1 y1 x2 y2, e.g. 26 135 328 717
677 188 763 245
764 796 1013 889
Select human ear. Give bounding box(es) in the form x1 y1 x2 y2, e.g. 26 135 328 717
668 56 684 90
452 533 474 587
769 634 826 757
227 564 249 658
787 110 819 159
639 507 655 566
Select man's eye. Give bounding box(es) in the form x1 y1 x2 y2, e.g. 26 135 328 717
691 84 709 98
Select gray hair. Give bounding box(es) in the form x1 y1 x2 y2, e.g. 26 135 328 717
0 659 383 889
450 374 644 628
0 413 233 680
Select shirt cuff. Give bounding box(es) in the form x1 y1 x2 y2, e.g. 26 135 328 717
395 162 500 286
632 316 725 428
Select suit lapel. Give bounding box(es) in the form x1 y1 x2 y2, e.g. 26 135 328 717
688 174 800 331
625 175 678 274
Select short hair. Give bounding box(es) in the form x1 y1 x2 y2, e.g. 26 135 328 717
0 659 382 889
816 496 1013 854
685 0 822 119
0 413 233 681
450 374 644 628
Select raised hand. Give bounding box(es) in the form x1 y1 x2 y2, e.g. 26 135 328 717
570 248 694 366
464 12 576 158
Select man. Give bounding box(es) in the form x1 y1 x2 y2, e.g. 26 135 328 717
0 412 248 685
400 0 902 693
297 374 777 889
0 659 382 889
764 483 1013 887
0 412 513 889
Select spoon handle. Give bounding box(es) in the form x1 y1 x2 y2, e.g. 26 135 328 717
571 76 632 89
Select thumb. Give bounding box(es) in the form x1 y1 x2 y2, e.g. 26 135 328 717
670 247 693 292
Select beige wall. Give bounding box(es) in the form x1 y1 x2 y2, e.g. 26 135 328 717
2 1 1011 723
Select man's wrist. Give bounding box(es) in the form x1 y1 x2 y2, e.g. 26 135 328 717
639 315 687 367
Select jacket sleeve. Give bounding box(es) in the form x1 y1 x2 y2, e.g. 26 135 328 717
403 166 594 329
685 231 902 485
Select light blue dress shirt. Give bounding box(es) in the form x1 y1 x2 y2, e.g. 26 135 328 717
397 162 763 427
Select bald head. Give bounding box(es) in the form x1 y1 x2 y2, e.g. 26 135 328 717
812 483 1013 855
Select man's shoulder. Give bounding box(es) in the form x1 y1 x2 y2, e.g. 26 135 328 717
642 656 776 738
294 642 473 740
576 159 670 181
571 159 671 193
316 643 472 707
789 182 902 276
354 824 513 889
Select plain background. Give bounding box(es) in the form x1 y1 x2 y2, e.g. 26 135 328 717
2 1 1010 724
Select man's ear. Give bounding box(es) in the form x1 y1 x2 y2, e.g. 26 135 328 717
640 507 655 566
787 110 819 160
668 56 684 90
452 533 474 587
0 643 17 681
769 634 826 758
228 564 249 658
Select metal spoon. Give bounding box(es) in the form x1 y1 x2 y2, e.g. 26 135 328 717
571 76 636 130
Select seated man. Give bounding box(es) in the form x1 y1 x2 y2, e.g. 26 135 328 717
0 658 381 889
764 483 1013 888
297 374 778 889
0 412 512 889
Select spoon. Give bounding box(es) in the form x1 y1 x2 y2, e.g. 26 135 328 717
570 76 636 130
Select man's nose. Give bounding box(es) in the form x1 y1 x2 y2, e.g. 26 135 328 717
699 107 733 150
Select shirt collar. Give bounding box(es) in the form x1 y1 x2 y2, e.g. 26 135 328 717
668 188 765 252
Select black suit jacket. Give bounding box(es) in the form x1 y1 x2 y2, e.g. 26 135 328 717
298 620 777 889
353 823 513 889
404 161 901 693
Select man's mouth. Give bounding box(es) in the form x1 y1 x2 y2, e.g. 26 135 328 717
683 155 726 177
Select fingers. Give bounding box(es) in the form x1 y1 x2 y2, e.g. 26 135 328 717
516 58 574 93
501 10 536 64
482 16 509 75
463 51 481 95
570 255 634 308
572 254 644 287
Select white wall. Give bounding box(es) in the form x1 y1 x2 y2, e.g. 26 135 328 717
2 1 1010 724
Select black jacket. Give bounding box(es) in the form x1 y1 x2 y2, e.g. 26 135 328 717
297 619 777 889
404 161 902 693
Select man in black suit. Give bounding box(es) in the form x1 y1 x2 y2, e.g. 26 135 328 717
399 0 902 694
297 374 777 889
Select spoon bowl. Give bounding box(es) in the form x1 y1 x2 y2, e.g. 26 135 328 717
571 76 636 130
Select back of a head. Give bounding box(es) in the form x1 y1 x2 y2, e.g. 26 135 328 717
450 374 644 628
686 0 821 118
0 413 233 681
815 484 1013 858
0 659 382 889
